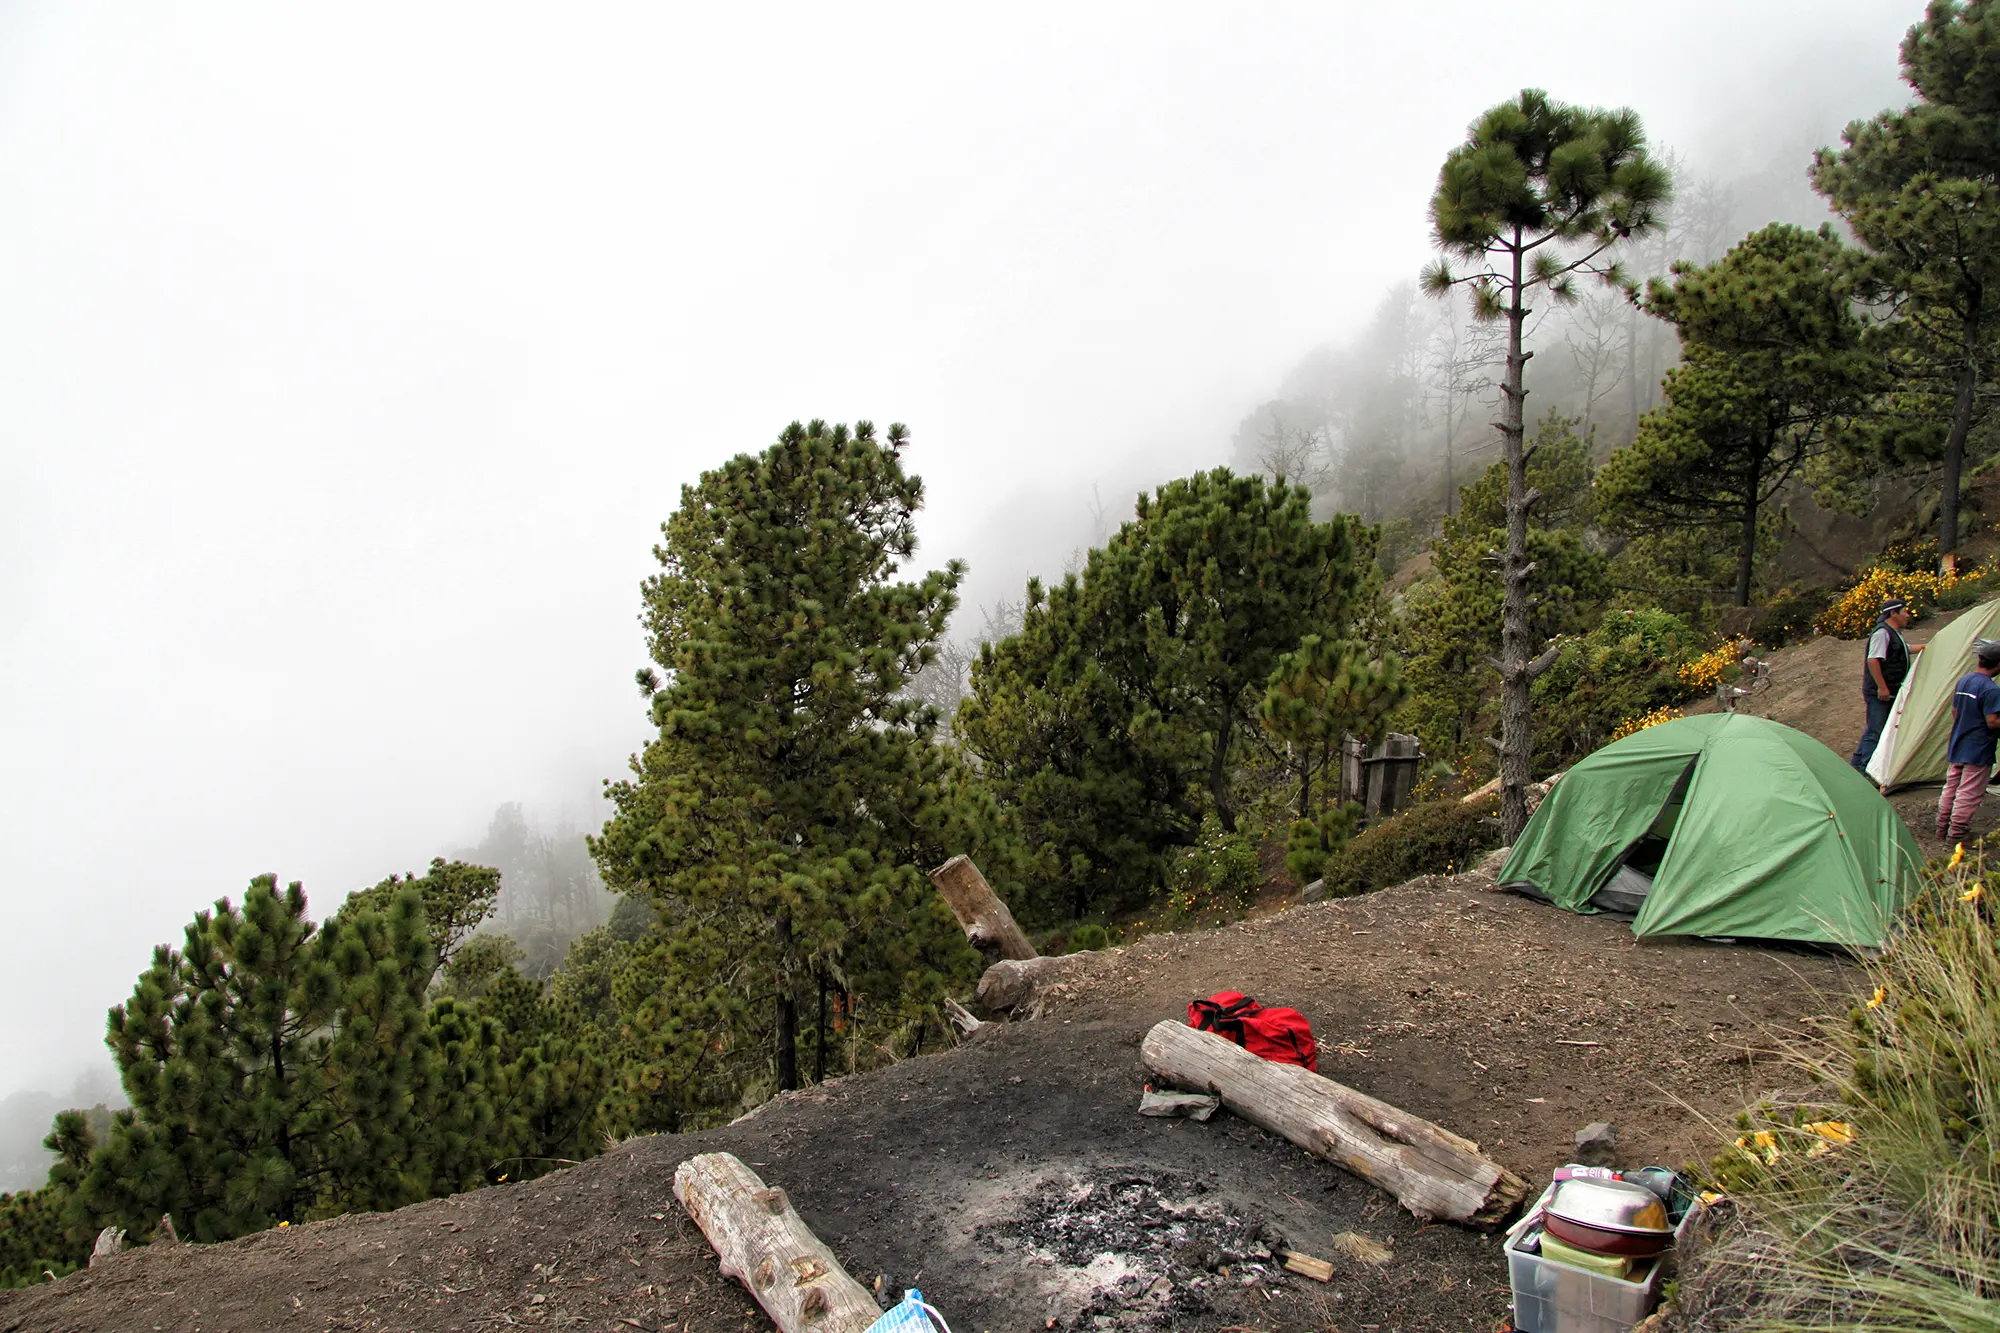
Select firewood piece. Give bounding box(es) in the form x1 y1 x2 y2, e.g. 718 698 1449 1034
928 855 1038 961
1280 1250 1334 1282
942 996 982 1034
89 1227 127 1265
1141 1020 1528 1228
1331 1231 1394 1266
672 1153 881 1333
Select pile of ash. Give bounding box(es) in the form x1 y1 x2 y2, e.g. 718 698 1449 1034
976 1166 1293 1328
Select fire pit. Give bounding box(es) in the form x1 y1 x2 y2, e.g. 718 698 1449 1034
973 1166 1293 1328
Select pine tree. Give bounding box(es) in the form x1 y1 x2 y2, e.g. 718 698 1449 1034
83 878 450 1240
1813 0 2000 566
0 1112 95 1287
1598 224 1876 605
956 468 1374 915
1399 414 1609 768
1423 89 1671 840
594 420 976 1100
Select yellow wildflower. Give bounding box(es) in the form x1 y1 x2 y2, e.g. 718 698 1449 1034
1964 882 1984 903
278 1220 290 1228
1948 843 1966 870
1801 1121 1855 1145
1867 985 1887 1009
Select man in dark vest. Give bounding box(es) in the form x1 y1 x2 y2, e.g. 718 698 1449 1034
1852 597 1917 774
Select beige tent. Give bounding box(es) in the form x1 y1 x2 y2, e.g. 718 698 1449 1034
1867 596 2000 790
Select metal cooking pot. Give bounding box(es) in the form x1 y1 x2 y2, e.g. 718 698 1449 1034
1542 1178 1672 1258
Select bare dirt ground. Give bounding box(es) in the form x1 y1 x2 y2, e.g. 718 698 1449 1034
0 871 1858 1333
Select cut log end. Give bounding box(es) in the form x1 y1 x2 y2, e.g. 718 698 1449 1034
928 855 1038 961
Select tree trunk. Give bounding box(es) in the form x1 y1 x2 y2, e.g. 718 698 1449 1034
673 1153 882 1333
927 856 1038 961
813 970 828 1085
1941 320 1981 564
1444 398 1457 517
775 913 798 1092
1735 451 1763 608
1210 707 1237 833
1141 1021 1527 1228
1497 233 1539 844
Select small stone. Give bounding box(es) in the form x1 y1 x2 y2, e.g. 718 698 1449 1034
1145 1277 1171 1298
1575 1121 1620 1167
1301 878 1326 902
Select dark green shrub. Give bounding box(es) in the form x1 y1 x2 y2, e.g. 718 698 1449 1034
1531 608 1704 771
1067 924 1110 953
1317 796 1501 898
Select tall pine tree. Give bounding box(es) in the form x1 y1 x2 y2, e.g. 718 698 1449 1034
1423 89 1670 840
594 420 975 1099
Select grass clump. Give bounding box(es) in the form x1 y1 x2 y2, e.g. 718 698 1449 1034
1670 856 2000 1330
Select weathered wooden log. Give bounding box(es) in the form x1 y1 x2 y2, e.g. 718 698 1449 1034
1141 1020 1528 1228
928 855 1038 961
673 1152 882 1333
975 950 1119 1013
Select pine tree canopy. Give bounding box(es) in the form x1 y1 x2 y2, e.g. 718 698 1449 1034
1424 89 1671 304
1812 0 2000 556
957 467 1377 914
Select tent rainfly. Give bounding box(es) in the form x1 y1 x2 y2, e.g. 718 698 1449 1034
1866 595 2000 791
1500 713 1920 949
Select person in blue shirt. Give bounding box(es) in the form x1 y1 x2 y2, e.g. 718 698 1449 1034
1938 639 2000 842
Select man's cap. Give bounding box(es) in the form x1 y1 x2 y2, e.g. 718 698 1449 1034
1879 598 1909 617
1976 638 2000 668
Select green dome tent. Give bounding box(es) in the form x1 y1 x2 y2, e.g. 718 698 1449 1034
1500 713 1920 948
1866 595 2000 791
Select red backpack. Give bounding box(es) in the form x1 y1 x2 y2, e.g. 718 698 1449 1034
1187 991 1318 1073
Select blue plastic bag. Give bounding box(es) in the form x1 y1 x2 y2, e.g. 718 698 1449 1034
864 1287 951 1333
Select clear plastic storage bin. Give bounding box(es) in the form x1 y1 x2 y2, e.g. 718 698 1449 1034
1505 1223 1662 1333
1505 1215 1664 1333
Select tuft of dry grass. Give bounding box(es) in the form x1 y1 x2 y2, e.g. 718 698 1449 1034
1670 856 2000 1331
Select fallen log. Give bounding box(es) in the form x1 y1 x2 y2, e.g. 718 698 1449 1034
928 855 1038 961
672 1152 882 1333
1141 1020 1528 1228
975 949 1117 1013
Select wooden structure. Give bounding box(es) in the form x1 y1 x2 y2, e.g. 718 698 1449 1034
1141 1020 1526 1228
1340 733 1424 820
673 1152 882 1333
927 855 1038 960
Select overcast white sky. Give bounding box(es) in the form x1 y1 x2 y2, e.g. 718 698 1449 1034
0 3 1913 1097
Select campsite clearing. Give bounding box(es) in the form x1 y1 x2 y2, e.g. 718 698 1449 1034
0 867 1856 1333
